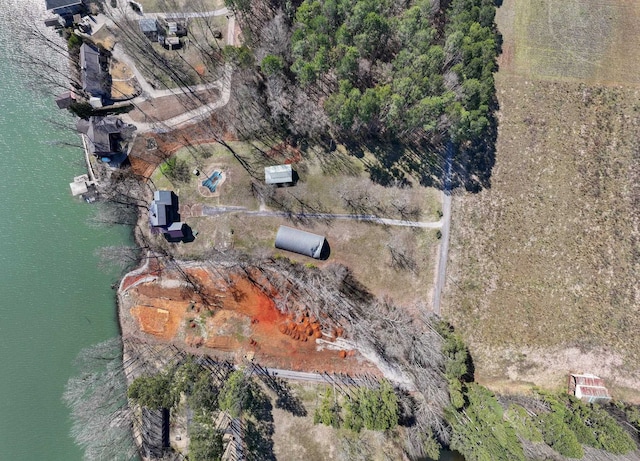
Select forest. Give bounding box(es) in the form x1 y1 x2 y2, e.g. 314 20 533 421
226 0 500 190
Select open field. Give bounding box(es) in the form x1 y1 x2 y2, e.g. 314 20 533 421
147 141 441 304
445 0 640 398
501 0 640 87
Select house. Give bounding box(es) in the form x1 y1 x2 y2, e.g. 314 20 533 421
149 190 186 239
79 43 109 104
45 0 85 17
76 116 136 166
265 164 295 185
139 18 158 41
55 91 76 109
274 226 329 259
568 373 612 404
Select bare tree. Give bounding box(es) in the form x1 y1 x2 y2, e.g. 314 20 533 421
63 337 138 461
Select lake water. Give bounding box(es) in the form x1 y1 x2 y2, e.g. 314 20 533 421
0 2 131 459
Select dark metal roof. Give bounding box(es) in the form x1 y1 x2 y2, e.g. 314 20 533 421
274 226 327 259
79 43 105 97
45 0 82 11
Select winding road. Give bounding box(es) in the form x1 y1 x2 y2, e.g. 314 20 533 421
91 2 235 132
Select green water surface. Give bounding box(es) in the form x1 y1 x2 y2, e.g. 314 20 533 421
0 6 130 460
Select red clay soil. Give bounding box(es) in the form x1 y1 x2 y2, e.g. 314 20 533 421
121 265 378 375
128 114 236 178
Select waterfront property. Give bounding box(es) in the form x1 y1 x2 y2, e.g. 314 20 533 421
149 190 186 240
264 164 295 186
79 43 109 107
76 116 136 166
274 226 329 259
45 0 85 18
55 91 76 109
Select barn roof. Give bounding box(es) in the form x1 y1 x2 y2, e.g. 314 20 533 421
570 373 612 402
274 226 327 259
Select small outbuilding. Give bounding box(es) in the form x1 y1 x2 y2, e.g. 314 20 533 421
568 373 612 404
139 18 158 41
274 226 329 259
265 164 294 185
55 91 76 109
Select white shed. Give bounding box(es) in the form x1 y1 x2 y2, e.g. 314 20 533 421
264 164 293 185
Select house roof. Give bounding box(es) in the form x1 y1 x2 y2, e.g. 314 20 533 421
139 18 158 33
275 226 327 259
45 0 82 11
265 164 293 184
150 190 177 227
79 43 105 97
77 116 126 155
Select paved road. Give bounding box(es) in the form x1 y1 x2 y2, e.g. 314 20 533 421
432 143 454 315
202 206 444 228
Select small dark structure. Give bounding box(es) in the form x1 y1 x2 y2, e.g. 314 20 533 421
274 226 329 259
139 18 158 41
140 407 169 459
79 43 109 105
55 91 76 109
265 164 295 185
76 116 136 167
568 373 612 404
149 190 186 240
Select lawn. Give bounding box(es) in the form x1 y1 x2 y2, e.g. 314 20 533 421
148 140 441 305
444 0 640 398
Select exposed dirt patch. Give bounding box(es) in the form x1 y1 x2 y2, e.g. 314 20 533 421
121 265 378 374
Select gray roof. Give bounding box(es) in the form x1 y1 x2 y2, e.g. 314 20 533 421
265 164 293 184
76 116 126 156
139 18 158 33
274 226 327 259
45 0 82 11
79 43 105 97
150 190 175 227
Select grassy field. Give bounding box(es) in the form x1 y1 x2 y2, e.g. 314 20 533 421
148 141 441 305
445 0 640 398
505 0 640 86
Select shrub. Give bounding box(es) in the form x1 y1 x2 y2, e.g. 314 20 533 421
505 404 543 442
160 157 191 183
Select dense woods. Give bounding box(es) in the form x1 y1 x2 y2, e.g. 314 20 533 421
226 0 500 190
